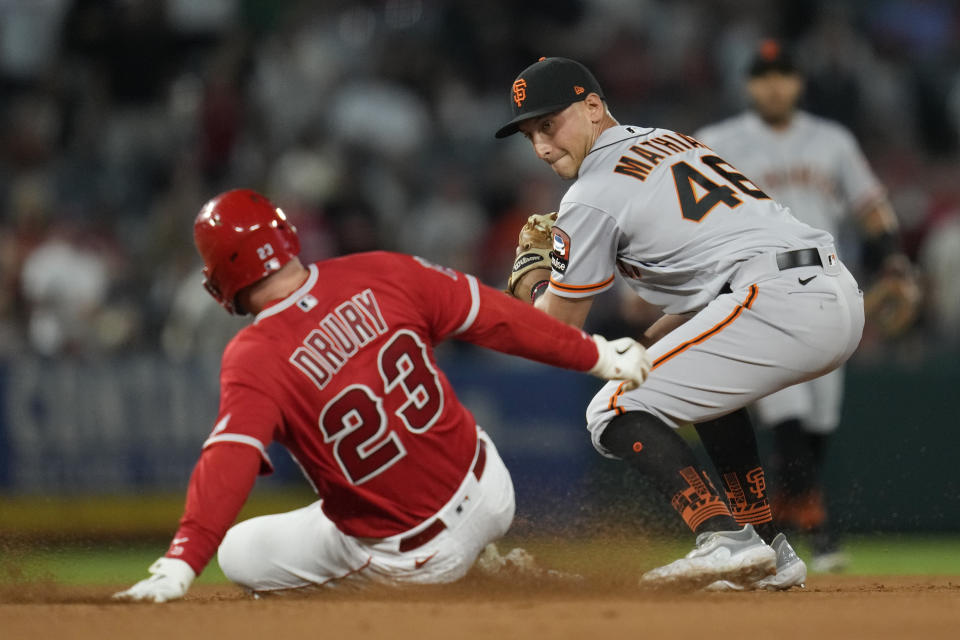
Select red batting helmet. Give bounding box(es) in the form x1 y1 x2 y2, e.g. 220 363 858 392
193 189 300 314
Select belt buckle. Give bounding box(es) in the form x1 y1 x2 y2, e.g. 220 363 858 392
817 246 841 275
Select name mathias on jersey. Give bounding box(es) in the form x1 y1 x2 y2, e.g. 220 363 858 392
612 130 770 224
608 129 772 282
612 131 709 182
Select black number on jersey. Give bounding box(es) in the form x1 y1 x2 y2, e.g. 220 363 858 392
671 155 770 222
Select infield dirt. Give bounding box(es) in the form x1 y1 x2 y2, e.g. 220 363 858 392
2 575 958 640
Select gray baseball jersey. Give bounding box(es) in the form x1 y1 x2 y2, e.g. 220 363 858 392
695 111 885 239
539 124 864 443
549 125 835 314
694 111 881 434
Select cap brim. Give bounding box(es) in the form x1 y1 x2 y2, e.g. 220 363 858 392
494 102 576 139
749 61 799 77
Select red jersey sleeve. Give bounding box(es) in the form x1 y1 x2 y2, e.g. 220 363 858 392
202 338 285 474
162 340 285 574
402 255 599 371
164 443 261 574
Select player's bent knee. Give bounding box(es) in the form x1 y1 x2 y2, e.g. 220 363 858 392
217 519 266 588
599 411 675 459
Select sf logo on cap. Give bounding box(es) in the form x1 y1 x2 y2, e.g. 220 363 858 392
512 78 527 107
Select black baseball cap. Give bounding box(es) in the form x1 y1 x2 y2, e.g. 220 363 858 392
494 57 605 139
748 39 799 77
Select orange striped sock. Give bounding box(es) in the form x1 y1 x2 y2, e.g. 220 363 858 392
723 466 777 541
671 466 737 533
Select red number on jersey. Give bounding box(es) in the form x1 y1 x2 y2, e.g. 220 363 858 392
379 330 444 434
320 385 405 485
318 330 445 485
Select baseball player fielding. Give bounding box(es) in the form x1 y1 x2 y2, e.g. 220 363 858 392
496 56 865 591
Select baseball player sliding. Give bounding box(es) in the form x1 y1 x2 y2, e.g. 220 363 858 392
497 57 864 590
114 189 650 602
695 40 919 572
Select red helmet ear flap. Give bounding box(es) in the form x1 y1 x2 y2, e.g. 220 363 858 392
193 189 301 315
201 267 229 311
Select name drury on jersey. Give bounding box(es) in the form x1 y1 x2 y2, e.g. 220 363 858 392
289 288 390 390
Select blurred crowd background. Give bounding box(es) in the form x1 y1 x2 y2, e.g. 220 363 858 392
2 0 960 362
0 0 958 538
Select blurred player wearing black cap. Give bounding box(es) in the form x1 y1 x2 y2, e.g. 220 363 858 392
697 40 920 574
746 40 804 129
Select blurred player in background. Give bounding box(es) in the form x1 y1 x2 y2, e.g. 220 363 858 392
114 189 650 602
695 40 920 571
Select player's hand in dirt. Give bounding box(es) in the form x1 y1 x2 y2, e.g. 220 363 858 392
113 557 196 603
589 335 651 390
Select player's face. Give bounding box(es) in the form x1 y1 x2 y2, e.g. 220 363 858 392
518 103 594 180
747 72 803 126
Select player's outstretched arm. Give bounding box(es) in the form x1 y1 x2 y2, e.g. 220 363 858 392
588 334 651 390
533 288 594 328
462 280 650 388
406 254 651 388
113 443 262 603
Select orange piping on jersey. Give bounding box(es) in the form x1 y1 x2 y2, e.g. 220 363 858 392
743 285 758 309
606 284 759 416
607 380 629 415
652 284 758 369
549 273 616 293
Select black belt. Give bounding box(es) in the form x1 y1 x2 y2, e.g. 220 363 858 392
720 248 824 296
398 439 487 553
776 248 823 271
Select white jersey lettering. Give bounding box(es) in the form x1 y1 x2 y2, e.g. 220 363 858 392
290 290 392 390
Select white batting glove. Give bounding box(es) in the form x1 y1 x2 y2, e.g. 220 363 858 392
588 335 651 391
113 557 196 603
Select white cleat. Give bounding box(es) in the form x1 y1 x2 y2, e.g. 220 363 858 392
705 532 807 591
640 524 777 591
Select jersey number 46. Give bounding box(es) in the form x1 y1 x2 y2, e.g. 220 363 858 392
671 155 769 222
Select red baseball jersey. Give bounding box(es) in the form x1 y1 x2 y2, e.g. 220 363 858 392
167 252 598 573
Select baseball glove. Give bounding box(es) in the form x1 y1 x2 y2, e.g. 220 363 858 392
864 270 921 338
507 212 557 298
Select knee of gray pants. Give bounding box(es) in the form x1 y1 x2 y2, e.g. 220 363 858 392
586 382 681 459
